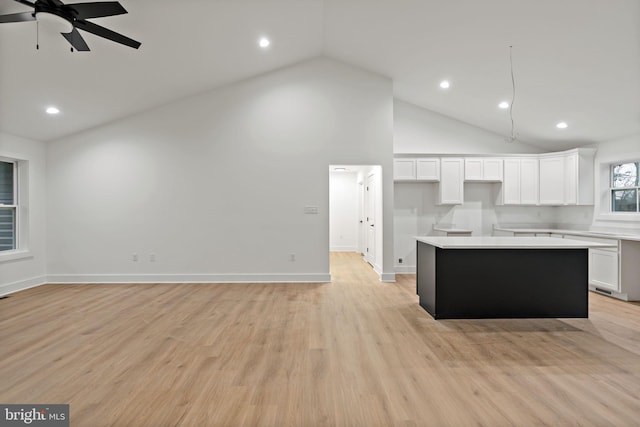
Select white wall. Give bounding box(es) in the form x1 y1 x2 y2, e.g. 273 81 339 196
46 57 395 283
589 133 640 234
0 132 47 294
394 100 543 155
329 171 359 251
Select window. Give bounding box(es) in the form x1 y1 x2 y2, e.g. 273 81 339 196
611 162 639 212
0 160 17 251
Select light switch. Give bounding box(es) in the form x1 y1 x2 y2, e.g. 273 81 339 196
304 206 319 214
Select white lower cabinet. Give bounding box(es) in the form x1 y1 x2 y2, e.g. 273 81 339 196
558 234 620 293
589 248 620 292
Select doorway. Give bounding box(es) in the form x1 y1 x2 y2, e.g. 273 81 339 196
329 165 383 275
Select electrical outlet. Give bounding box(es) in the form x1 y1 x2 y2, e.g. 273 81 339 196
398 258 403 264
149 253 156 262
132 253 139 262
290 253 296 262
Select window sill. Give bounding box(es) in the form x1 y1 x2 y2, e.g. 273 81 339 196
0 249 33 263
596 213 640 223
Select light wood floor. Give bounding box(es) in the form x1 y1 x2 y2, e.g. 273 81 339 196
2 252 640 426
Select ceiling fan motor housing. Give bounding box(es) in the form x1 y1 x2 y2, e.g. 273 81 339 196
34 1 74 34
1 0 141 51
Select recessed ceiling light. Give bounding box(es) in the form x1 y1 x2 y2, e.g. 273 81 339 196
498 101 510 109
259 37 270 48
439 80 450 89
46 106 60 115
556 122 568 129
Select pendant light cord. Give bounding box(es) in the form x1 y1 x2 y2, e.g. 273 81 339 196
508 45 517 142
36 20 39 50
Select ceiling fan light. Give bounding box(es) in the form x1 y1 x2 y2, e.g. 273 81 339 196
35 12 73 34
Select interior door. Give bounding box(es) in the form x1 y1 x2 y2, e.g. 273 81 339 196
365 173 376 265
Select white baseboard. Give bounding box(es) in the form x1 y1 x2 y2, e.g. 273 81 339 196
45 273 332 284
330 246 359 252
380 272 396 282
395 265 417 274
0 275 47 296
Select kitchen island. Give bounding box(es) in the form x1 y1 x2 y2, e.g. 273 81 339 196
416 236 616 319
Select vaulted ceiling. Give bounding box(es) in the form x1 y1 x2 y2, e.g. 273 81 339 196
1 0 638 151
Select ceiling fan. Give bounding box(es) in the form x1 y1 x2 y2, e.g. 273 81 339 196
0 0 141 51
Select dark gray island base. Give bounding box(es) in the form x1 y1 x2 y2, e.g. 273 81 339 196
416 238 593 320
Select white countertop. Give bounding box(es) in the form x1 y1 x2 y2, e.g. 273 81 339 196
493 227 640 242
432 226 473 234
416 236 618 249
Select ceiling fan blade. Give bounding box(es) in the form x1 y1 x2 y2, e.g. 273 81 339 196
75 19 140 49
62 27 90 51
0 11 35 23
68 2 127 20
12 0 36 8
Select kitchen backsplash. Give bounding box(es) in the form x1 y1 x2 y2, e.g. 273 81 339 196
394 182 638 271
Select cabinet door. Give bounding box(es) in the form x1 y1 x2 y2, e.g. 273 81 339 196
416 158 440 181
483 159 503 181
464 159 483 180
564 154 578 205
440 158 464 204
394 159 416 180
502 159 521 204
539 156 564 205
520 159 539 205
590 249 619 291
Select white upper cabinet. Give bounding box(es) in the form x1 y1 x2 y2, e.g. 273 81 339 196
500 158 539 205
520 158 539 205
464 158 483 180
394 158 440 181
564 154 578 205
439 158 464 204
416 158 440 181
464 158 503 181
393 159 416 180
539 148 595 205
393 148 594 206
483 158 504 181
565 150 595 205
539 156 565 205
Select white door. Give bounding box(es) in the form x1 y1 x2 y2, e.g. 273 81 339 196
358 181 366 255
365 173 376 265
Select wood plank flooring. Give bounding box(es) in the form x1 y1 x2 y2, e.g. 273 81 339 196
2 252 640 426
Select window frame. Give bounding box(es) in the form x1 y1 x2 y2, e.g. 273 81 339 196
0 158 18 252
0 155 31 263
610 161 640 213
595 153 640 223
